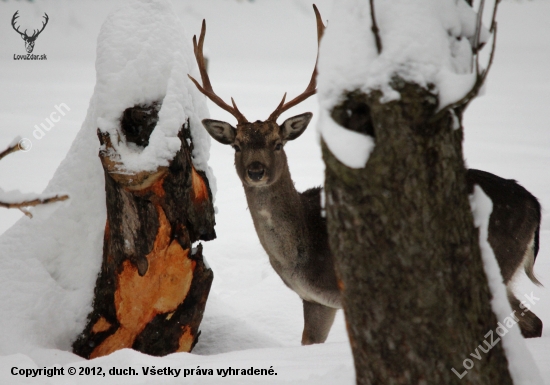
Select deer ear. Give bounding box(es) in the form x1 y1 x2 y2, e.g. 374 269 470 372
202 119 236 145
281 112 312 141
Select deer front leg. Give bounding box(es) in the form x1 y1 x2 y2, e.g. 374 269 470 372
301 300 337 345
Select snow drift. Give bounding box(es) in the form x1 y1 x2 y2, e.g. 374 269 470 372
0 0 213 361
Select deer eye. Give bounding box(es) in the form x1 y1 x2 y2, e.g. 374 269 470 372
275 143 282 151
233 144 241 152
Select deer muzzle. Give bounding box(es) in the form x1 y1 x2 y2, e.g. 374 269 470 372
247 162 265 182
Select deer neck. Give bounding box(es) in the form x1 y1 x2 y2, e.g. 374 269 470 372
243 165 306 264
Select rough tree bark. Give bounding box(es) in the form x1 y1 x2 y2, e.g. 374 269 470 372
323 81 513 384
319 0 515 381
72 103 216 359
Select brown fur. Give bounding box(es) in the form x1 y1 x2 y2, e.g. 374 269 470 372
467 169 543 337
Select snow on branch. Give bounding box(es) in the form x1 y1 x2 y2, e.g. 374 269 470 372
433 0 500 120
0 195 69 218
317 0 500 167
318 0 497 110
0 138 69 218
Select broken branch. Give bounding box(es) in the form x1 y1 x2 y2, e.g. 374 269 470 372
0 195 69 218
0 141 21 162
431 0 500 122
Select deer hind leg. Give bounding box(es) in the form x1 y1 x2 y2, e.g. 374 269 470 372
301 300 337 345
507 288 543 338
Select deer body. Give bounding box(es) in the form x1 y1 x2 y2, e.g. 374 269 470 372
245 168 340 309
188 6 542 343
468 169 543 338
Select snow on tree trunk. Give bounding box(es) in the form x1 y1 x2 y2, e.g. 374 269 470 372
318 0 542 384
71 0 217 358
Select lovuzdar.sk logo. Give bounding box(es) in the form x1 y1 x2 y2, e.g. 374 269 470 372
12 10 48 60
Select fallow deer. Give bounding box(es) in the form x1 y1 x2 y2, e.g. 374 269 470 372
188 5 542 343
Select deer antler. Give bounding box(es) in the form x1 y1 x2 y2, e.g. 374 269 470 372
11 11 49 40
188 20 248 124
30 13 49 39
267 4 326 122
11 11 26 38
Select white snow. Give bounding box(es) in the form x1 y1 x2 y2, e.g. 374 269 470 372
0 0 549 384
317 0 488 109
318 109 374 169
0 0 217 368
470 186 544 385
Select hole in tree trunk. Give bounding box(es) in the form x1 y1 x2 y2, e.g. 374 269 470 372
331 93 375 138
121 102 161 147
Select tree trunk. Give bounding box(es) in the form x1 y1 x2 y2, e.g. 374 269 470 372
322 83 513 384
73 104 216 359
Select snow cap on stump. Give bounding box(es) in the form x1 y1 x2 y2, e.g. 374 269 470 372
95 0 215 192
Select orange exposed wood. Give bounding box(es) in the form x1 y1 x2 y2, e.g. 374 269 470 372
91 317 111 334
138 173 166 197
90 205 195 358
90 327 134 359
177 326 194 352
191 167 208 202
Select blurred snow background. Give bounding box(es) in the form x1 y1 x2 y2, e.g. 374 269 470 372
0 0 549 384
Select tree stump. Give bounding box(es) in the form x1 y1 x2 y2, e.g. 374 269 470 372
72 103 216 359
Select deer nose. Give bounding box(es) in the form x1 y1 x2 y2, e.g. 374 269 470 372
247 162 265 181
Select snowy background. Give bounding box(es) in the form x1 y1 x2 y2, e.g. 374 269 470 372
0 0 549 384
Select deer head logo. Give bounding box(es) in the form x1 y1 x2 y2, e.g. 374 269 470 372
11 11 49 54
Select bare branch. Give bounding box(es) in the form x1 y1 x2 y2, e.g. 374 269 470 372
369 0 383 54
0 194 69 218
0 140 21 161
489 0 500 33
472 0 485 56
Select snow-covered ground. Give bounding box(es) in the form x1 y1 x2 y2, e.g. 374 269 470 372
0 0 549 384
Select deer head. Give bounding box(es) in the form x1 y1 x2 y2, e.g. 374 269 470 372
12 11 49 54
189 5 325 188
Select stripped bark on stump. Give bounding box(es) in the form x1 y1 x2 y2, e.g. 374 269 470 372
73 104 215 358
